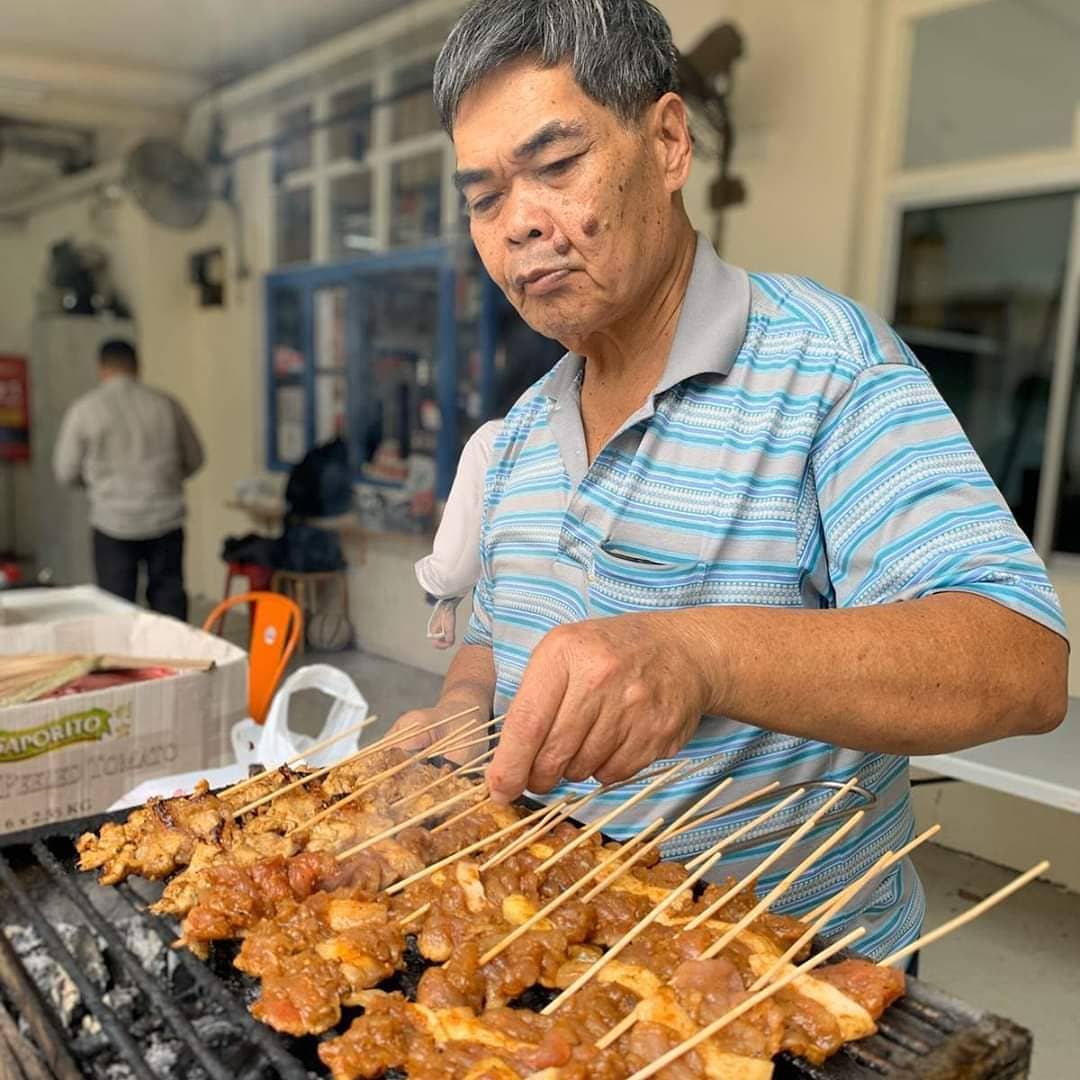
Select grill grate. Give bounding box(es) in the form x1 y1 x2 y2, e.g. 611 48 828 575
0 809 1032 1080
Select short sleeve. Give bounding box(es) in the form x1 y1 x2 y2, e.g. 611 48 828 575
810 361 1067 639
462 570 494 648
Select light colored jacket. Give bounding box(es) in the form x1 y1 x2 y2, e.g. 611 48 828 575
53 374 204 540
414 419 499 600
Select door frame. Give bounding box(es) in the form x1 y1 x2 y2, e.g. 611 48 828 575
858 0 1080 560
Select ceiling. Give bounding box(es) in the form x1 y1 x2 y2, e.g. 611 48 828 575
0 0 401 85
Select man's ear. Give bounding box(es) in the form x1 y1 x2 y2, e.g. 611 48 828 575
650 92 694 194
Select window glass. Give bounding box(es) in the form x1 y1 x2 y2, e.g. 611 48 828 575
904 0 1080 169
390 151 443 248
276 186 312 265
390 57 440 142
894 192 1074 538
329 83 373 162
274 104 313 177
269 286 307 466
329 171 375 257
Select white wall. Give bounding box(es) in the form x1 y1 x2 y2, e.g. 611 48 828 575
661 0 877 293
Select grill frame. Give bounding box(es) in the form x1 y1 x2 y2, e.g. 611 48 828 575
0 805 1033 1080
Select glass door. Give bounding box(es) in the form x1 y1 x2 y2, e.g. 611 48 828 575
892 190 1080 552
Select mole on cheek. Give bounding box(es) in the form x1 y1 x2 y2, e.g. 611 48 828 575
582 215 600 237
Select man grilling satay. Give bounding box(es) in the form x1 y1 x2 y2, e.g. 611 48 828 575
393 0 1068 964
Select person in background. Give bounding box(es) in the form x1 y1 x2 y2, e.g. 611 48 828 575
53 339 204 620
415 419 500 648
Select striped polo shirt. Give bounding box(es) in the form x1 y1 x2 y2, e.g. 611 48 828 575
465 234 1066 958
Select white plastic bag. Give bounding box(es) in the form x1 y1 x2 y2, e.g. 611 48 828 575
230 663 369 770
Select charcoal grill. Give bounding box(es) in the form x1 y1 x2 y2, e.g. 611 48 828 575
0 807 1032 1080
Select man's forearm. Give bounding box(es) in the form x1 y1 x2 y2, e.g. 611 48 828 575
672 592 1067 755
438 642 496 711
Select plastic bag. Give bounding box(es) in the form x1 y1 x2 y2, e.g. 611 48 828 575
230 663 369 770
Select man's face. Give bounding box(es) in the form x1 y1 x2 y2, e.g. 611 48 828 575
452 61 687 347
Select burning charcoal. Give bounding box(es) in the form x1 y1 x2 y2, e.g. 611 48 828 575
102 985 141 1023
121 917 169 979
56 923 110 991
144 1038 180 1076
4 923 74 1023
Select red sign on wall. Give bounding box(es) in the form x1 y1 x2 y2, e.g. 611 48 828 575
0 356 30 462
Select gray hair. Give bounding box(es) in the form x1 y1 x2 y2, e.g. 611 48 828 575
433 0 679 134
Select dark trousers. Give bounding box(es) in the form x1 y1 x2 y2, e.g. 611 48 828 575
93 528 188 621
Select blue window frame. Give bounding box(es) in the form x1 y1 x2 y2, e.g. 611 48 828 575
266 243 498 512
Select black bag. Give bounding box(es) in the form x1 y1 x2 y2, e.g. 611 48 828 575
285 438 353 519
221 533 278 567
272 524 346 573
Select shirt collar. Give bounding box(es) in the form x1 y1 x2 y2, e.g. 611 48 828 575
542 232 750 406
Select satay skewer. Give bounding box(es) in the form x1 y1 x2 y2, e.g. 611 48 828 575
747 823 942 992
230 705 479 817
699 810 865 959
478 818 667 966
539 788 809 1016
283 717 493 837
430 795 495 834
594 807 865 1050
390 748 497 809
220 713 381 799
879 859 1050 969
335 784 490 861
685 776 861 931
385 801 565 897
580 780 785 904
532 759 693 875
622 927 867 1080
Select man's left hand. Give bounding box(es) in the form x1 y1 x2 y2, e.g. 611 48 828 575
486 612 715 802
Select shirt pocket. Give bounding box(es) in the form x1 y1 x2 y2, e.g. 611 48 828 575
587 542 707 616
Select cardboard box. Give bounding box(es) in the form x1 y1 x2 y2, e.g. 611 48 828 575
0 612 247 834
0 584 136 627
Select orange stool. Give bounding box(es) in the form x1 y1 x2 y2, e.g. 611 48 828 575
203 591 302 725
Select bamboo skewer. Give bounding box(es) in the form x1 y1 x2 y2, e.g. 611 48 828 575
395 800 572 927
390 749 496 809
748 824 941 992
621 928 866 1079
580 780 783 905
879 860 1050 969
221 714 380 798
699 810 865 959
478 799 575 867
540 799 796 1017
532 759 692 875
231 743 374 819
685 776 861 931
230 706 481 817
655 779 769 845
284 718 492 837
595 803 868 1050
478 819 667 966
799 824 941 925
385 802 560 897
431 795 495 834
335 784 490 861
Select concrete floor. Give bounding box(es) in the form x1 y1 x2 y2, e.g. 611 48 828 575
208 624 1080 1077
911 843 1080 1079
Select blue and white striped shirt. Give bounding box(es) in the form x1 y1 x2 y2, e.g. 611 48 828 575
465 235 1066 958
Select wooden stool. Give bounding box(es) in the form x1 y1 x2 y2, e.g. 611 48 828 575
270 569 351 654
